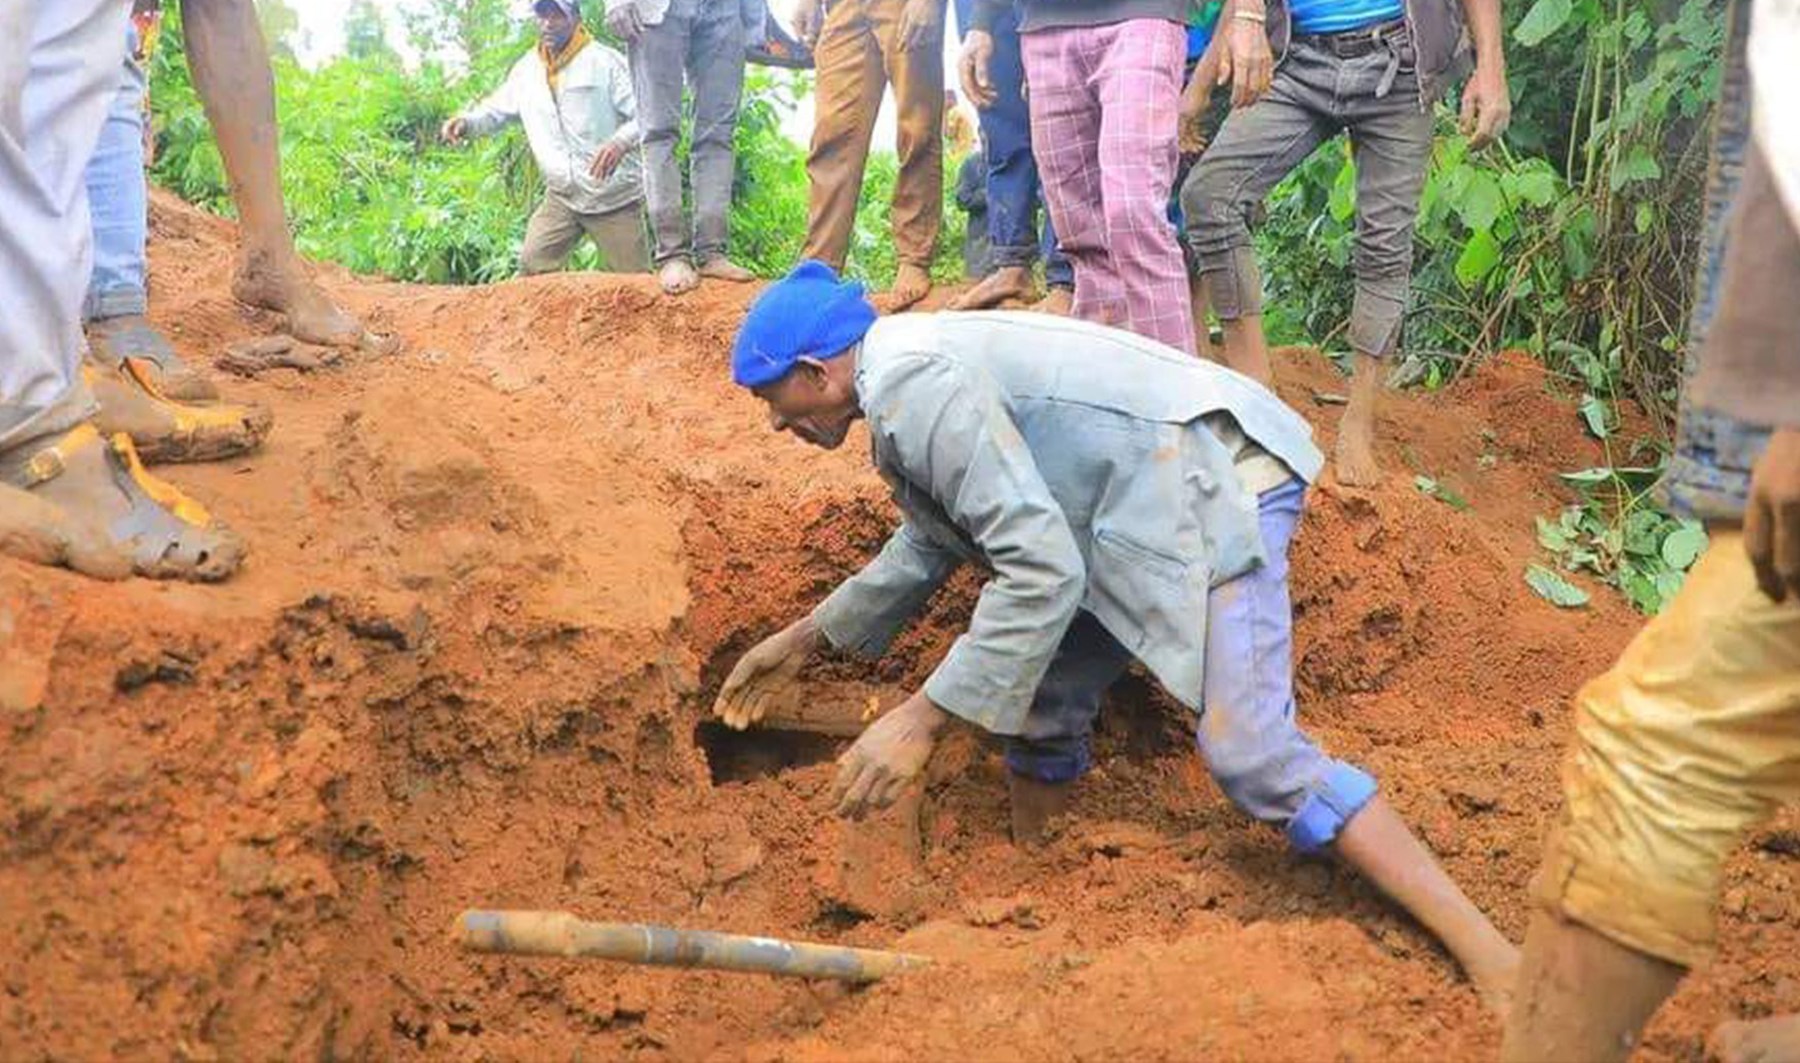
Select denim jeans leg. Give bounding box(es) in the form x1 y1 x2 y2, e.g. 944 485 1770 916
1005 611 1134 783
630 4 695 264
83 30 149 322
1041 207 1073 288
977 7 1038 268
1199 479 1377 851
688 0 746 261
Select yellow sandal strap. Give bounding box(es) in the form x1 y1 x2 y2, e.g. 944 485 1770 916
108 433 214 527
13 423 102 489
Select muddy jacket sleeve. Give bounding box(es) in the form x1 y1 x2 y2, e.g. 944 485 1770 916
838 353 1087 736
812 520 964 656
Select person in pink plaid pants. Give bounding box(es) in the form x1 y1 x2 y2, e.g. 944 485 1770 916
964 3 1194 354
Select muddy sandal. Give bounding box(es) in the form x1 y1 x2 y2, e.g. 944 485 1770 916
85 361 273 465
14 424 246 582
87 315 221 403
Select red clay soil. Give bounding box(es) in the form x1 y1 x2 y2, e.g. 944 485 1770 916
1 193 1795 1062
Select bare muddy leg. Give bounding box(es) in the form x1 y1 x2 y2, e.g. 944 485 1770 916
1218 312 1274 386
1334 351 1384 486
180 0 360 346
1501 911 1684 1062
1334 796 1521 1017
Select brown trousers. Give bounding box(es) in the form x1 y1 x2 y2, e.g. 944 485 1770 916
801 0 943 271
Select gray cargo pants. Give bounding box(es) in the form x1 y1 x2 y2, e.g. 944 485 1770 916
628 0 747 267
1181 23 1434 358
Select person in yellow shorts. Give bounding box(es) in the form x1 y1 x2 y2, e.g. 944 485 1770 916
1500 5 1800 1062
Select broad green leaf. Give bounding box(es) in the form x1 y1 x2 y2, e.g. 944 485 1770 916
1634 201 1656 233
1503 168 1558 207
1659 522 1708 569
1536 515 1571 551
1579 393 1612 439
1514 0 1573 44
1458 170 1506 232
1455 230 1502 289
1610 146 1664 190
1526 564 1591 608
1329 158 1357 222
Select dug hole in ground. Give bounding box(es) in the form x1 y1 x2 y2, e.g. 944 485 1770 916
2 194 1796 1062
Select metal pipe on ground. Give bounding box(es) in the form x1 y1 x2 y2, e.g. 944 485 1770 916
455 909 930 983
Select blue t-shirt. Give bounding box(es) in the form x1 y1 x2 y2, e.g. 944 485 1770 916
1288 0 1404 35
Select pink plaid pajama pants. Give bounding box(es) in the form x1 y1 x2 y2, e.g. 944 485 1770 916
1022 20 1195 355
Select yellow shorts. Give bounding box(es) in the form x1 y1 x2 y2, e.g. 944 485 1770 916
1534 529 1800 967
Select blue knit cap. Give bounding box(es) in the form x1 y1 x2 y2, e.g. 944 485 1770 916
731 260 878 388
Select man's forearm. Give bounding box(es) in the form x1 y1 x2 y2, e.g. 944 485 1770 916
1460 0 1505 69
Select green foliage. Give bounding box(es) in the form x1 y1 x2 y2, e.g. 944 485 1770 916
1533 460 1708 614
150 8 962 290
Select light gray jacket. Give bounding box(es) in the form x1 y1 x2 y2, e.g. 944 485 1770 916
811 312 1324 736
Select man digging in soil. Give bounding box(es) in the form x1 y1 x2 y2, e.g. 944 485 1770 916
713 261 1520 1012
1501 8 1800 1061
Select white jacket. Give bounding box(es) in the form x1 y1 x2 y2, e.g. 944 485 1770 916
1751 0 1799 228
458 40 643 216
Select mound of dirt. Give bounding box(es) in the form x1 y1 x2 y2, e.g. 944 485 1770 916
1 192 1794 1061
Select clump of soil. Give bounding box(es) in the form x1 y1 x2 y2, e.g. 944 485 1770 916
1 193 1793 1061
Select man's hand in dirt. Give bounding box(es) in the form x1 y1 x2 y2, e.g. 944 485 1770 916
713 617 821 730
1459 62 1512 149
590 138 629 181
440 117 468 145
896 0 940 51
793 0 824 47
1745 428 1800 603
1217 7 1273 108
832 692 948 820
605 3 646 41
960 30 997 108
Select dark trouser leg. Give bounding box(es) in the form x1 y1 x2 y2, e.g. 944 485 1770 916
974 6 1038 269
518 195 585 275
580 200 652 273
687 0 747 262
631 0 696 265
1004 611 1133 784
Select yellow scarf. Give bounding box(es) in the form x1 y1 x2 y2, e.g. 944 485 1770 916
539 23 593 91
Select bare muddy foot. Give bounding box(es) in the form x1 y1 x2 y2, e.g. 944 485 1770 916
1711 1015 1800 1063
232 257 362 348
1333 415 1383 487
882 263 932 312
659 258 700 295
1031 286 1073 316
948 266 1034 311
698 256 756 283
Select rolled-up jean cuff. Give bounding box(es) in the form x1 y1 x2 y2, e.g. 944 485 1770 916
1348 276 1409 357
1285 762 1378 853
84 286 148 323
1004 742 1091 784
988 243 1039 269
1198 244 1262 320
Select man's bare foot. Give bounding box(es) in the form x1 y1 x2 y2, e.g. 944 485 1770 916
659 258 701 295
883 263 932 312
1008 774 1073 848
1031 286 1073 316
1333 417 1383 487
2 424 244 581
232 257 362 348
948 266 1035 310
0 481 132 580
1711 1015 1800 1063
697 256 756 283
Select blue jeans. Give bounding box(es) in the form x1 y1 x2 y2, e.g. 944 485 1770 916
1005 477 1378 852
952 0 1071 285
83 27 149 322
